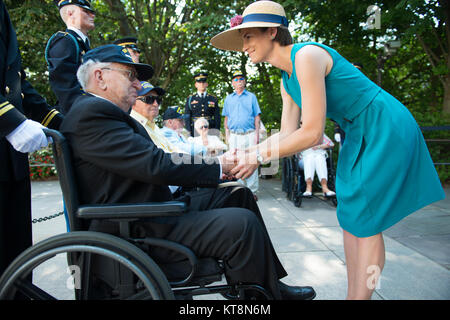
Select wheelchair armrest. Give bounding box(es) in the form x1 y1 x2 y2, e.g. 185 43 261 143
76 201 187 220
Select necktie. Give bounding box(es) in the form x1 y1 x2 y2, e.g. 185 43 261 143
85 38 91 50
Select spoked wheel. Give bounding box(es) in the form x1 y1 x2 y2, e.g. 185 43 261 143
0 231 174 300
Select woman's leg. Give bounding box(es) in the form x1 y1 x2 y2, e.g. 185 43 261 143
315 154 332 193
343 230 385 299
343 230 358 299
303 156 314 192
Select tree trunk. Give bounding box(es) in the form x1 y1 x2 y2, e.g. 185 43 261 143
443 75 450 114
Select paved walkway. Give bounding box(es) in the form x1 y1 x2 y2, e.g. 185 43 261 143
30 178 450 300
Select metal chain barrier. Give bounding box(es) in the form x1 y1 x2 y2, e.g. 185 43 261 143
32 211 64 224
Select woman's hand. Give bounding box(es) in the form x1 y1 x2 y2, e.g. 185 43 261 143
230 149 260 180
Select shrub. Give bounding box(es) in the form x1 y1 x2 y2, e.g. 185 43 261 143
28 146 57 180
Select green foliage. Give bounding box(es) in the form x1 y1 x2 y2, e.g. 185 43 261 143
6 0 449 184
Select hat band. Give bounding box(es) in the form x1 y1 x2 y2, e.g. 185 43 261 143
242 13 288 27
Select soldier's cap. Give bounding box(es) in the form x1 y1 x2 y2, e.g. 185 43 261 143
54 0 95 13
163 106 188 121
232 70 245 79
113 37 141 53
194 72 208 82
82 44 153 80
137 81 165 96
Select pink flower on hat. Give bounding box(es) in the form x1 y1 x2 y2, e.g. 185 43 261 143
230 15 243 28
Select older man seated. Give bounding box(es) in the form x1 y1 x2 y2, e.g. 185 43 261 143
60 44 315 300
160 106 207 156
130 81 182 153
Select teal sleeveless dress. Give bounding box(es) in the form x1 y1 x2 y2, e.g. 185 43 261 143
282 42 445 237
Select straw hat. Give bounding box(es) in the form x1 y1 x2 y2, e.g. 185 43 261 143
210 1 288 52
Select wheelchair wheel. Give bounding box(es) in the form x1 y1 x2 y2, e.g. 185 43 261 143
293 194 303 207
281 158 292 195
0 231 174 300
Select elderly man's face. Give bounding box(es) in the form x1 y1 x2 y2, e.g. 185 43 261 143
133 90 161 121
232 76 246 92
100 63 141 111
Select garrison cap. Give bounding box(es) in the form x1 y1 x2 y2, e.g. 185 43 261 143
114 37 140 53
54 0 95 13
82 44 153 80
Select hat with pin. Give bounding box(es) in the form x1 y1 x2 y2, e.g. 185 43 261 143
137 81 165 96
54 0 95 13
232 70 245 79
114 37 141 53
81 44 153 80
193 72 208 82
163 106 188 120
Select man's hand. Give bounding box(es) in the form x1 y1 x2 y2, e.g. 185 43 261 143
218 149 238 174
230 149 259 180
6 119 50 153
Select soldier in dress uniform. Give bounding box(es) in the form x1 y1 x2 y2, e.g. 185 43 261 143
113 36 141 63
46 0 95 114
184 72 221 137
0 0 63 278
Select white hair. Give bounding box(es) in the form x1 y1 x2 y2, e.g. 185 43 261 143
194 117 209 131
76 60 111 90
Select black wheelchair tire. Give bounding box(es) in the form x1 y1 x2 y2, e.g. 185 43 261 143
0 231 174 300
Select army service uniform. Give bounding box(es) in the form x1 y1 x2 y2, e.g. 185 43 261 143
0 0 63 275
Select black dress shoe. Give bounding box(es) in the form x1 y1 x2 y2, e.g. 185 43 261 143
278 281 316 300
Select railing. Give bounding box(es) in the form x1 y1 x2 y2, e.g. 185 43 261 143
421 125 450 166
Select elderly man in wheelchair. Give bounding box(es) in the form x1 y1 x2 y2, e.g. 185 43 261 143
0 45 315 300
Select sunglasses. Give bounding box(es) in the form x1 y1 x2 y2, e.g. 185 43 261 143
200 125 209 129
137 96 163 105
196 79 207 83
233 77 245 82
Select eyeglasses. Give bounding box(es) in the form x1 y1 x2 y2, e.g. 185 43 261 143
233 77 245 82
200 125 209 129
137 96 163 105
101 67 138 82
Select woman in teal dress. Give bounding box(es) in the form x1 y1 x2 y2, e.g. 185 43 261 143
211 1 445 299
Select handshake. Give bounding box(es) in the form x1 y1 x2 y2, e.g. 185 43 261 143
217 149 260 180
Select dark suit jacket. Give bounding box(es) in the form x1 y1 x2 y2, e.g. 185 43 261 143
0 0 63 182
46 29 90 114
60 93 220 206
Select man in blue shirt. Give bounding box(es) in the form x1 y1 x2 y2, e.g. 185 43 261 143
222 71 261 199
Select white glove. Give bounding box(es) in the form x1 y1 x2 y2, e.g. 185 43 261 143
334 133 341 143
6 119 50 153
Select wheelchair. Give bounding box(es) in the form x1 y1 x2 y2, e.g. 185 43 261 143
282 148 337 208
0 129 272 300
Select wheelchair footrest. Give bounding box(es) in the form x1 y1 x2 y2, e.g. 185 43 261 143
160 258 223 287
